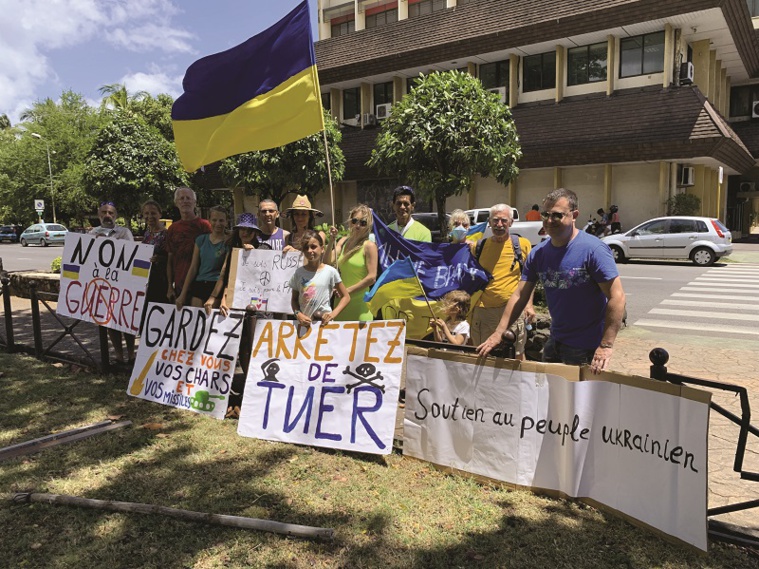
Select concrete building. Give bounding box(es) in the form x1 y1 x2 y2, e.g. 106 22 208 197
312 0 759 237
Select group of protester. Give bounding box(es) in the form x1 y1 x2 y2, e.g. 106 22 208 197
90 184 625 398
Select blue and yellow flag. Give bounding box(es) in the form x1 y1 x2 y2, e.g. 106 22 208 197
364 258 424 315
466 221 488 242
172 1 324 172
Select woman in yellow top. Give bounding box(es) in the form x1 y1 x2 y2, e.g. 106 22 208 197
327 204 378 321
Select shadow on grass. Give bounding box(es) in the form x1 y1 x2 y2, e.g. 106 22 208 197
1 352 758 568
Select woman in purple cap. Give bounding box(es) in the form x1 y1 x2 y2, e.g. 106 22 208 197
205 212 263 316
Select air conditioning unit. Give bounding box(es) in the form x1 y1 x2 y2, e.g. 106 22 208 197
487 86 507 103
679 61 694 85
362 113 377 127
678 166 695 187
375 103 392 119
752 100 759 119
739 181 756 192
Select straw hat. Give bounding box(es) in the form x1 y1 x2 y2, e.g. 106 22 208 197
233 212 259 230
285 194 323 217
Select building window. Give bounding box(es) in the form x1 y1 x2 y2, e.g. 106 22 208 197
729 85 759 117
331 17 355 38
479 60 509 90
408 0 446 18
620 31 665 78
343 87 360 121
748 1 759 17
321 92 331 111
373 82 393 108
523 52 556 92
567 42 607 86
366 6 398 29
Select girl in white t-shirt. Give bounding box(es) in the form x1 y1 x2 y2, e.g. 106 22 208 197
431 290 471 345
290 230 351 325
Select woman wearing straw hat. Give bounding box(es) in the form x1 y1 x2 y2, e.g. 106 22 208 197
283 194 326 252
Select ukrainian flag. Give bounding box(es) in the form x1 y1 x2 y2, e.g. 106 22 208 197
364 258 424 315
131 259 151 278
62 264 80 280
171 1 324 172
466 221 488 242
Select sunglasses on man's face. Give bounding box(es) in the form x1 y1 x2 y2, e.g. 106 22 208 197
351 218 368 227
540 211 572 222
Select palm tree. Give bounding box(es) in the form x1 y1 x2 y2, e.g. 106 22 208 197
98 83 149 112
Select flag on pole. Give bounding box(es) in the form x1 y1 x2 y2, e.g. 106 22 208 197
465 221 488 242
171 0 324 172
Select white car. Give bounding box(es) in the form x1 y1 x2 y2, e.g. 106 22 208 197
602 216 732 266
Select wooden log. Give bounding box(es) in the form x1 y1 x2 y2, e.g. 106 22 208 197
12 493 334 541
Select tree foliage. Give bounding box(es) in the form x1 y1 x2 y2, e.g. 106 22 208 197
218 109 345 206
83 113 188 221
368 71 522 224
0 92 104 226
666 192 702 216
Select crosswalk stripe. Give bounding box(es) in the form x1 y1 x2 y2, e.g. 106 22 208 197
661 299 759 311
686 282 759 289
634 319 759 336
649 308 758 321
695 276 759 282
680 286 757 294
672 292 759 301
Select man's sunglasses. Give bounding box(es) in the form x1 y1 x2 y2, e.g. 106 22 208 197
540 211 572 222
350 218 368 227
100 201 115 207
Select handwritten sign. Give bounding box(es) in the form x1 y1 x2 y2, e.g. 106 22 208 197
225 249 302 313
237 319 406 454
126 304 244 420
403 349 710 550
57 233 153 334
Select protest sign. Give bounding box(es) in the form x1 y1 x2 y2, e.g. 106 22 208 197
237 319 406 454
127 304 244 420
57 233 153 334
224 248 302 313
403 348 710 551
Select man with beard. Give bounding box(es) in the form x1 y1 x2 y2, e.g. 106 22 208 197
165 187 211 302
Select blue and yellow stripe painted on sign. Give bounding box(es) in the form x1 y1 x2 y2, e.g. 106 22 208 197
131 259 151 278
171 1 324 172
62 264 80 280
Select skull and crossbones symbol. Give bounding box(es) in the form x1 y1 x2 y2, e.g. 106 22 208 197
343 363 385 393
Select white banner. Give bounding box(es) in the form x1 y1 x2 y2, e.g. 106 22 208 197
403 350 710 550
126 304 244 420
238 319 406 454
57 233 153 334
225 248 302 313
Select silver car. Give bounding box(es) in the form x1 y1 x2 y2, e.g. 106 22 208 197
602 216 732 266
19 223 69 247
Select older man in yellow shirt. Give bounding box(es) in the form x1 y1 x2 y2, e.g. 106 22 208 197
470 204 534 359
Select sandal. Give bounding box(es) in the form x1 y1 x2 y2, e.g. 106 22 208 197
225 406 241 420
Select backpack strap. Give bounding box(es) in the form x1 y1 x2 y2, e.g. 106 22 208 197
476 235 523 273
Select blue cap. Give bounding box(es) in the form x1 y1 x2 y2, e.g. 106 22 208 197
234 212 259 230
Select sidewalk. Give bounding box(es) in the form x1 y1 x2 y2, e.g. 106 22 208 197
728 242 759 264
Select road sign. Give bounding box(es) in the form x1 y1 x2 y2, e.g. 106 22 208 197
34 199 44 212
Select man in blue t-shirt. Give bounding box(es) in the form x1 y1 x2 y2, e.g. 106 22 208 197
477 188 626 373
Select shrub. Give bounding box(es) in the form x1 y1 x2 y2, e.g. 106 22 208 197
50 256 62 273
666 193 701 216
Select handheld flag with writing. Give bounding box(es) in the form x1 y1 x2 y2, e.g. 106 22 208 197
172 1 324 172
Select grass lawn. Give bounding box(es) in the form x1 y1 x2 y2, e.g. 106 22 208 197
0 352 757 569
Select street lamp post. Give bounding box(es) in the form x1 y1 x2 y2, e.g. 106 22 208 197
31 133 57 223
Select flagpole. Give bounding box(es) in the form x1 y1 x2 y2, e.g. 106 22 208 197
322 128 336 226
407 258 436 319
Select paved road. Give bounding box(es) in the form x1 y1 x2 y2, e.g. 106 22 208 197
618 262 759 342
0 242 63 272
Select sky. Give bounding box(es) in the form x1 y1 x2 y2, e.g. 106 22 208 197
0 0 318 124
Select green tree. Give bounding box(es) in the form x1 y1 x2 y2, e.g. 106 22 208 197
99 83 149 112
0 92 103 226
84 113 188 221
218 109 345 206
666 192 702 216
0 114 10 129
368 71 522 227
131 93 176 141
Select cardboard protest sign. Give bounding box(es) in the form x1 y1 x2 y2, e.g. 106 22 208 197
238 319 406 454
127 304 244 420
403 348 710 550
57 233 153 334
224 249 302 313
